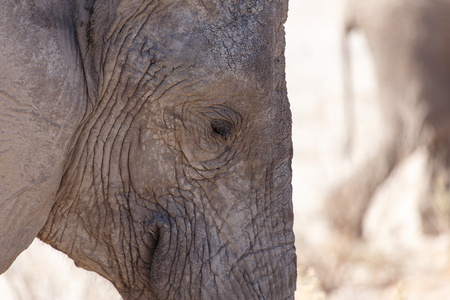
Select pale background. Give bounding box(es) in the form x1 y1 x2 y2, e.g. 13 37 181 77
2 1 450 299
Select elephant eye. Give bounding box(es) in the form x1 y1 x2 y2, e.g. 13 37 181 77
210 120 232 140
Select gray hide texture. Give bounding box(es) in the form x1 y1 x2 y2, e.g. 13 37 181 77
0 0 296 299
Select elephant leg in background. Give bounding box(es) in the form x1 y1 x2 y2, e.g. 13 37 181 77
328 0 450 239
325 106 408 238
326 0 426 238
422 127 450 233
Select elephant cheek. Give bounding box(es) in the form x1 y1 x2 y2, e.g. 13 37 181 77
129 137 178 195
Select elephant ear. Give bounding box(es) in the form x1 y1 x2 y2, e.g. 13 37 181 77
0 1 87 273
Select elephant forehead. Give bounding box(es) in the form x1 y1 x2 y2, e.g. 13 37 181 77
108 0 275 76
193 2 273 74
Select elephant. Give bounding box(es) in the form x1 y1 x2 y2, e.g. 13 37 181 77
0 0 297 299
326 0 450 238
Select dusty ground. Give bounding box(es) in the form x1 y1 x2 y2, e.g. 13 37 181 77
2 0 450 299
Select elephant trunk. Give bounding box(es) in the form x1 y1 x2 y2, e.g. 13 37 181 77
124 157 297 299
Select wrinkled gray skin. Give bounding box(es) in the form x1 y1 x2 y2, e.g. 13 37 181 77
0 0 296 298
327 0 450 238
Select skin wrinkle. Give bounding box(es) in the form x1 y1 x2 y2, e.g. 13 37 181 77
99 10 158 102
177 213 192 290
262 170 278 295
107 68 160 133
165 185 205 291
118 150 134 285
98 39 183 224
100 1 172 97
244 185 271 292
191 191 214 296
34 1 295 298
159 205 179 293
192 183 251 298
102 3 152 80
174 216 190 296
163 219 177 297
64 147 118 277
60 125 89 183
103 1 148 43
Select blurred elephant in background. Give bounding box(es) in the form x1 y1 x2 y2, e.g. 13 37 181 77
0 0 296 299
326 0 450 238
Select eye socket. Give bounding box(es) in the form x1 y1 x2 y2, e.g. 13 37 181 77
210 120 233 140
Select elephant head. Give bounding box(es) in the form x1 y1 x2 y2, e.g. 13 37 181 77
0 0 296 299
